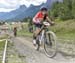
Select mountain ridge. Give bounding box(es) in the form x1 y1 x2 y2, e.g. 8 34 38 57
0 0 63 22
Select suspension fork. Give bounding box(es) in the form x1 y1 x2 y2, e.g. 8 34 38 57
44 29 52 46
48 32 52 46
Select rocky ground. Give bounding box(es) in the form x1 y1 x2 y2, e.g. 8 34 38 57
6 39 26 63
6 37 75 63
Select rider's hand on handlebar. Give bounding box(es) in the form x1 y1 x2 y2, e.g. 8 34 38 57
50 22 55 26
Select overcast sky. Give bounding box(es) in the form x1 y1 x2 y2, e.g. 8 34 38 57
0 0 47 12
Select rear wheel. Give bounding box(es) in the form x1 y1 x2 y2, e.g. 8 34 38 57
44 31 57 58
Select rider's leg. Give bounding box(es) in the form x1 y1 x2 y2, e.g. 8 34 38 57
34 28 41 37
33 24 42 46
33 32 36 45
33 28 41 45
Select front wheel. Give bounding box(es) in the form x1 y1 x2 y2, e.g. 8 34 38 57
44 31 57 58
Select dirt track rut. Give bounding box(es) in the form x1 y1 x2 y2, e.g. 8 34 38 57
11 37 75 63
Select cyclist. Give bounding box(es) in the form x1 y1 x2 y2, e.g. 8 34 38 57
13 26 17 37
33 6 54 46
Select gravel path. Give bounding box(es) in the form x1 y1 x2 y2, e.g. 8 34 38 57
6 41 26 63
10 37 75 63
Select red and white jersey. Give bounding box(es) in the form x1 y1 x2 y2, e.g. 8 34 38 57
33 11 48 24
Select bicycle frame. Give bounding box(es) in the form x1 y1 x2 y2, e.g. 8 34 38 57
40 30 45 42
38 25 48 43
35 23 57 58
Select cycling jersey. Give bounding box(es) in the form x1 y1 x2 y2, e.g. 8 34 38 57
33 11 48 24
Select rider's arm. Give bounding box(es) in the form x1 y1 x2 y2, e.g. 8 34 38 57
33 12 43 23
46 16 54 25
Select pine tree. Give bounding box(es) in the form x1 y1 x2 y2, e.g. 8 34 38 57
72 0 75 18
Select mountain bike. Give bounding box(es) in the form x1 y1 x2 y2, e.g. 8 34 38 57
35 22 57 58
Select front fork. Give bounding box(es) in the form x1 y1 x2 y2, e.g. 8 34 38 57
44 29 52 46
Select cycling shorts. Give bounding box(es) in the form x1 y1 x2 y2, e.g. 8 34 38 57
33 23 42 31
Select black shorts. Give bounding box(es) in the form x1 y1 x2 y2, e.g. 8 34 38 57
34 23 42 28
33 23 42 31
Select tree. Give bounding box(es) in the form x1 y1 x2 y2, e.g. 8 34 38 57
49 0 74 20
72 0 75 18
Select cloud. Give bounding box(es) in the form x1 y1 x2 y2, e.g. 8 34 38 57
0 8 16 12
0 0 47 12
19 0 47 7
0 0 19 9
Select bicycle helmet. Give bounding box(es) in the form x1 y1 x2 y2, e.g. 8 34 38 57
40 6 48 11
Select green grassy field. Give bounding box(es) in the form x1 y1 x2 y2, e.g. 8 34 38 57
51 19 75 40
18 19 75 41
0 40 6 63
0 41 5 51
17 30 32 37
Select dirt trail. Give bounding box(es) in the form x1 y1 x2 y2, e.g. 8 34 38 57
11 37 75 63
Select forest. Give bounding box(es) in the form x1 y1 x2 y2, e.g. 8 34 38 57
49 0 75 20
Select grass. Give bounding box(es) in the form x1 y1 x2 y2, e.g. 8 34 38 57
0 34 9 40
17 19 75 44
0 40 6 63
0 41 5 51
17 30 32 37
50 19 75 40
17 23 33 37
18 20 75 37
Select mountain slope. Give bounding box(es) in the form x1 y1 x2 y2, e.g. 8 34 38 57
11 4 44 21
0 0 63 22
0 5 27 21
